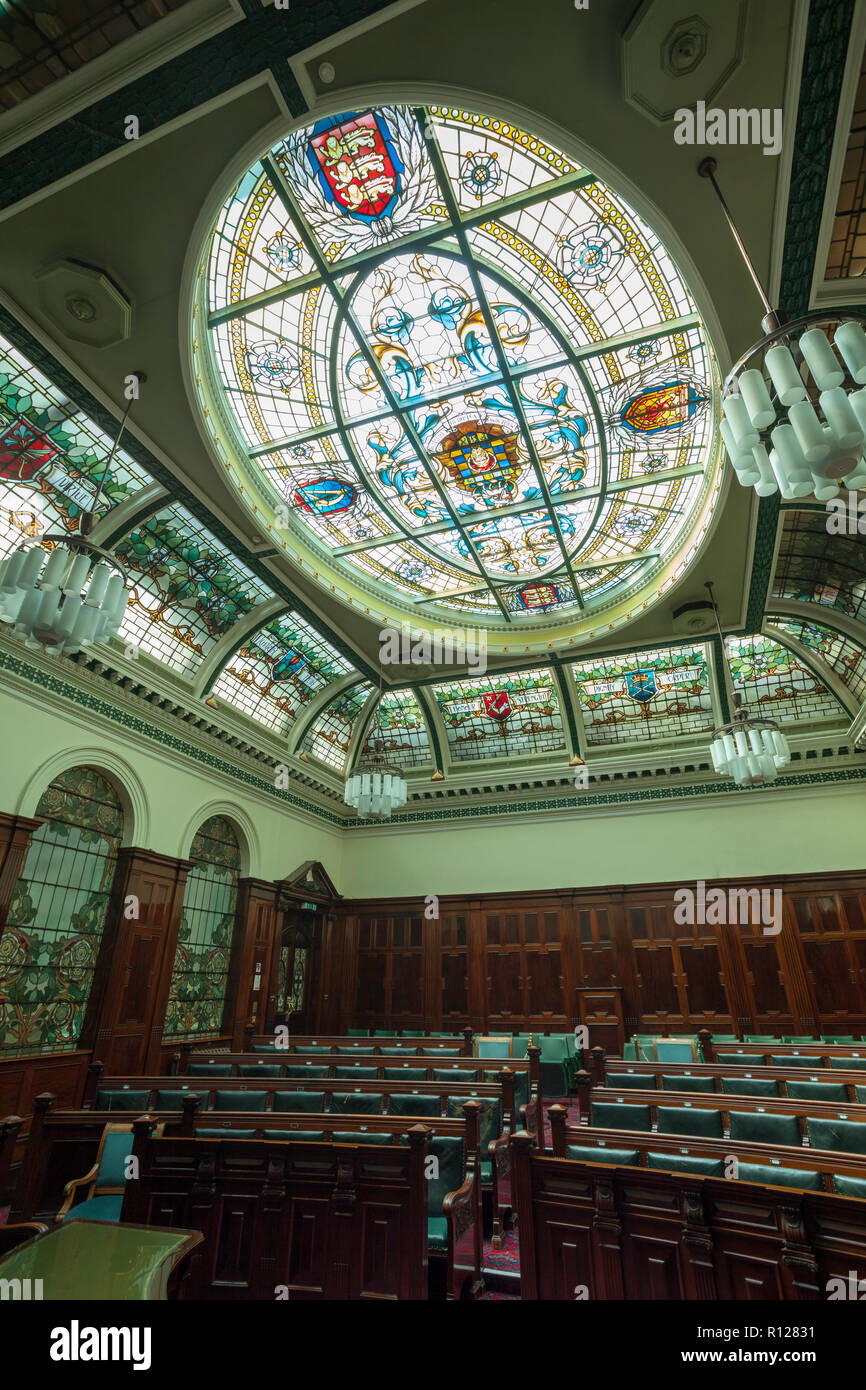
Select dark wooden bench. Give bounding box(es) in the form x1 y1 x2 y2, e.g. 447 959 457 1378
511 1130 866 1299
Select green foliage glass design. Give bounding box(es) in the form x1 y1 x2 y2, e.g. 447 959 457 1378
572 644 712 745
0 766 123 1055
725 634 844 725
163 816 241 1040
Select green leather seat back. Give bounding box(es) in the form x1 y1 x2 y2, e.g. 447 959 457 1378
807 1117 866 1154
188 1063 232 1077
655 1041 696 1063
197 1127 256 1138
401 1031 423 1037
446 1095 501 1150
427 1033 458 1038
824 1036 856 1043
538 1036 569 1059
334 1066 377 1080
647 1153 723 1176
272 1091 326 1113
657 1106 723 1138
511 1035 530 1058
743 1036 781 1044
294 1044 330 1054
264 1130 324 1141
770 1055 812 1067
477 1039 511 1059
513 1071 528 1119
252 1044 277 1052
781 1036 815 1044
662 1075 711 1093
329 1092 383 1115
590 1102 651 1132
384 1067 426 1081
333 1131 389 1144
285 1065 329 1079
378 1047 409 1056
388 1094 438 1117
786 1080 848 1102
336 1046 366 1054
622 1042 637 1061
721 1076 779 1097
95 1089 150 1112
566 1145 638 1165
214 1090 268 1111
96 1130 135 1190
238 1064 280 1078
830 1057 866 1070
154 1089 201 1111
711 1034 739 1042
607 1073 656 1089
737 1162 822 1191
426 1135 464 1217
722 1053 764 1064
834 1175 866 1198
855 1086 866 1104
433 1067 474 1082
729 1111 801 1146
373 1031 394 1037
420 1046 461 1055
346 1029 368 1037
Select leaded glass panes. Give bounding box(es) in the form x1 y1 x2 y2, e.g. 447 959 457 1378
433 667 564 761
113 503 272 673
164 816 240 1040
361 688 431 767
572 644 713 746
0 766 122 1056
0 332 155 562
300 682 373 769
726 634 846 726
199 105 721 624
771 511 866 624
766 618 866 705
212 611 352 734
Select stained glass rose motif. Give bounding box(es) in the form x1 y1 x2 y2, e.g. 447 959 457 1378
627 339 660 366
245 340 301 390
557 220 627 291
615 508 653 540
459 151 501 201
265 234 303 274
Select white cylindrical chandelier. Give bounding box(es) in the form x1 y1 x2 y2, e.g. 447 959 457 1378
704 581 791 789
701 159 866 502
0 535 129 654
0 376 140 658
344 684 408 820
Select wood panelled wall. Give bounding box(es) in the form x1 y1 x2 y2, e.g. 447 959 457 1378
315 872 866 1041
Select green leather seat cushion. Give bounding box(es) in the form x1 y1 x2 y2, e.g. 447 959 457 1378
647 1153 723 1176
807 1117 866 1154
737 1162 823 1191
566 1145 638 1165
272 1091 326 1113
188 1063 232 1076
66 1194 125 1223
729 1111 801 1146
590 1102 651 1132
213 1090 268 1111
721 1077 779 1097
834 1175 866 1198
329 1092 383 1115
428 1217 448 1250
95 1089 151 1111
657 1106 723 1138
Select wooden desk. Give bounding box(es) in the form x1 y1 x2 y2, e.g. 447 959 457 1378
0 1220 201 1300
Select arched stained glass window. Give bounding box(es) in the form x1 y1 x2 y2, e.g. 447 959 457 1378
772 511 866 625
572 643 713 746
212 610 352 734
725 634 847 726
196 104 722 630
0 765 123 1055
361 688 431 767
766 618 866 706
164 816 241 1040
299 682 373 770
433 668 563 761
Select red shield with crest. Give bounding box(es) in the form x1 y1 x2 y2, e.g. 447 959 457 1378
483 690 511 721
309 112 400 222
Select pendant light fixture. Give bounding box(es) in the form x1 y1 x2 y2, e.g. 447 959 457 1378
344 676 408 820
705 581 791 787
0 377 142 656
700 158 866 502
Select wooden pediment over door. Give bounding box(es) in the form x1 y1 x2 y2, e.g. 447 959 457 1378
277 860 341 906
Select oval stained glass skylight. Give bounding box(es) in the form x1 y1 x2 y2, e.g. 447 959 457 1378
198 104 721 625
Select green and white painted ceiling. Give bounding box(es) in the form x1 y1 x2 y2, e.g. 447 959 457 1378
0 0 864 817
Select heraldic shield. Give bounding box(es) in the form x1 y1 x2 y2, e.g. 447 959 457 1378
483 690 512 721
626 668 657 703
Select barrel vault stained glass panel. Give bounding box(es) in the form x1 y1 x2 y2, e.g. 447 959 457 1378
113 503 273 674
433 668 564 762
0 766 123 1055
299 682 373 770
212 611 352 734
360 688 432 768
726 634 846 726
766 618 866 706
771 511 866 624
199 104 721 624
0 332 156 562
572 644 713 746
164 816 240 1040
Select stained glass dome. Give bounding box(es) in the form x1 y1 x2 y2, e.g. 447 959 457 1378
194 104 722 630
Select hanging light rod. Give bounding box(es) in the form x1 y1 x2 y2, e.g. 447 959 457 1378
698 160 866 503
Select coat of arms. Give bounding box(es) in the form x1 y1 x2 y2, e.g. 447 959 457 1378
483 690 512 721
626 668 657 703
434 422 522 504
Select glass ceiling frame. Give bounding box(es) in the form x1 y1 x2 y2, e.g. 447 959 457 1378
205 110 711 624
